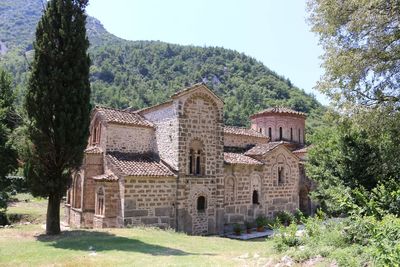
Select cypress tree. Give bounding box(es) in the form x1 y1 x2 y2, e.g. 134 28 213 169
26 0 91 235
0 69 18 223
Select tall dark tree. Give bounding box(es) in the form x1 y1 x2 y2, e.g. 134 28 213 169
0 69 18 223
26 0 91 235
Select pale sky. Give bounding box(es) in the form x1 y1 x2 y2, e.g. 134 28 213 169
86 0 329 105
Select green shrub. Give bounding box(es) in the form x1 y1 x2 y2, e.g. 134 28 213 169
255 215 267 228
275 211 295 225
273 223 301 251
0 212 9 226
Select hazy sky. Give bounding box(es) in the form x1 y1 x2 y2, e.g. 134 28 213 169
86 0 329 105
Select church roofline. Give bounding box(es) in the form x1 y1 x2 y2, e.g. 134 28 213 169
93 106 155 128
171 83 224 105
250 107 306 119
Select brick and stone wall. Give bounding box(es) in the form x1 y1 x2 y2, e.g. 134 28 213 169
223 165 265 224
106 124 156 153
174 86 225 235
93 180 120 228
122 176 177 228
141 104 179 170
223 145 300 226
224 133 267 148
251 114 306 144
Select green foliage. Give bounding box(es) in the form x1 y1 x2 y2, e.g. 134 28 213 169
307 108 400 218
308 0 400 107
275 211 295 226
0 68 18 216
232 223 242 235
255 215 268 228
273 222 301 251
25 0 91 234
1 0 324 129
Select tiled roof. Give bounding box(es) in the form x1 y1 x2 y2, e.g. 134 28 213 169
171 83 223 104
93 170 118 181
250 107 306 118
244 141 285 156
224 126 266 138
106 152 175 177
293 146 309 154
224 152 263 165
95 106 154 128
84 146 103 154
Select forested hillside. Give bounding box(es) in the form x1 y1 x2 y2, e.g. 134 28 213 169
0 0 324 127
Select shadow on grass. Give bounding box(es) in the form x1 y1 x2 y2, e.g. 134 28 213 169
36 230 212 256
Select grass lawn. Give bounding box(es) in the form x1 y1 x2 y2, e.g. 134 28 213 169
0 195 291 267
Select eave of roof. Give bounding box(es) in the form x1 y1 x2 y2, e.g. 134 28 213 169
94 106 154 128
224 152 263 165
171 83 224 105
250 107 306 119
106 151 176 177
224 126 267 139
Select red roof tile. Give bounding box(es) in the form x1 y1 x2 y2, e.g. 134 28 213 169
224 126 266 138
224 152 263 165
244 141 285 156
250 107 306 119
95 106 154 128
106 152 175 177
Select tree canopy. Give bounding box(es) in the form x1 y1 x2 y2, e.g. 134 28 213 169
308 0 400 107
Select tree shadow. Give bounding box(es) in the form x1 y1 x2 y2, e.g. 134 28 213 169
36 230 212 256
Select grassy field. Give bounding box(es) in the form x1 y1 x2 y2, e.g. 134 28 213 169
1 195 287 267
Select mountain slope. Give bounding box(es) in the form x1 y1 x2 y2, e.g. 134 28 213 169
0 0 324 127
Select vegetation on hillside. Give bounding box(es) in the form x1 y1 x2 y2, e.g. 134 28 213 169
0 0 324 128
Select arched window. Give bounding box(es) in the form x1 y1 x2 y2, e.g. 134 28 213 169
197 196 206 212
268 127 272 139
278 166 284 185
290 128 293 141
252 190 259 204
73 175 82 209
279 127 283 140
95 187 105 216
91 121 101 145
259 128 262 133
189 140 204 176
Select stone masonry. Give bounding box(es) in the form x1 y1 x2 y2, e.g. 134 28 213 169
65 83 312 235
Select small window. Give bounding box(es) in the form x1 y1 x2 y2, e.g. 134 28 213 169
268 127 272 139
278 166 284 185
279 127 283 140
252 190 259 204
290 128 293 141
259 128 262 133
197 196 206 212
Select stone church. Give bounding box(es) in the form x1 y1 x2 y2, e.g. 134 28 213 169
65 83 312 235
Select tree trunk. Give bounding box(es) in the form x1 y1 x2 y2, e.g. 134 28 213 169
46 192 61 235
